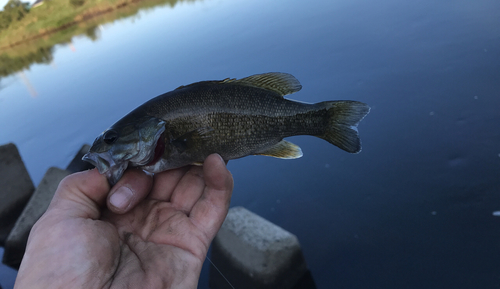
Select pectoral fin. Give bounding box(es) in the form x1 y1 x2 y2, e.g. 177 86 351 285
254 140 303 159
171 127 214 152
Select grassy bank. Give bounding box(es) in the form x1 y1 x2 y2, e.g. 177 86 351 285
0 0 190 49
0 0 193 78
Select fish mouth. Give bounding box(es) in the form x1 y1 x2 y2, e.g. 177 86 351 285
82 151 129 186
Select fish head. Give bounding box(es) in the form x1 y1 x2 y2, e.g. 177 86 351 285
82 116 166 185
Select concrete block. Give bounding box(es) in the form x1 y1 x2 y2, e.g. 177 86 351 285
0 143 34 246
2 167 70 269
66 144 94 173
209 206 315 289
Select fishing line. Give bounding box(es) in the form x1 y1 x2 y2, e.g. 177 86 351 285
206 255 235 289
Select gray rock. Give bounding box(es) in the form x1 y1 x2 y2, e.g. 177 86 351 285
66 144 94 173
209 206 312 289
0 143 34 246
2 167 70 269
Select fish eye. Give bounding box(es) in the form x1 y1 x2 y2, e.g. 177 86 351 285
103 130 119 144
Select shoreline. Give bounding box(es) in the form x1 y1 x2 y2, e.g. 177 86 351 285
0 1 134 51
0 0 185 52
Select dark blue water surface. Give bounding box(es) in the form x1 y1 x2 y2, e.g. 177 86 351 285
1 0 500 288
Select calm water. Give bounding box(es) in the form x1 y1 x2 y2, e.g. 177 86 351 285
1 0 500 288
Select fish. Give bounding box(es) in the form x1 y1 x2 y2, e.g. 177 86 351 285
83 72 370 185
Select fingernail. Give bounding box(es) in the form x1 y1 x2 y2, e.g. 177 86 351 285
215 153 225 164
110 186 133 210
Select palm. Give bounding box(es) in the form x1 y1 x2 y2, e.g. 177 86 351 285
15 154 233 289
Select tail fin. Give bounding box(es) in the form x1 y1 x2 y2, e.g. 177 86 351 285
319 101 370 153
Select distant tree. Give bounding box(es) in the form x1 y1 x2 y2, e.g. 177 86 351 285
0 12 13 30
0 0 30 30
3 0 30 20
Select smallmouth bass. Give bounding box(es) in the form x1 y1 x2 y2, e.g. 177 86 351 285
83 72 370 185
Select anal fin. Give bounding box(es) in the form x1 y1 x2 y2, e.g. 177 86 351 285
254 140 303 159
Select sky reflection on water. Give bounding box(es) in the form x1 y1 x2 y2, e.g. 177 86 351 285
1 0 500 288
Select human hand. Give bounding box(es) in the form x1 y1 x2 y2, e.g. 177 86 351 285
14 154 233 289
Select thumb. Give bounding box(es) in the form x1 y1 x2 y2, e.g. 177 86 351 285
48 168 154 219
48 169 110 219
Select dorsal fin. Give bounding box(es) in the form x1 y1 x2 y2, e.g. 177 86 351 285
225 72 302 96
175 73 302 96
175 80 229 90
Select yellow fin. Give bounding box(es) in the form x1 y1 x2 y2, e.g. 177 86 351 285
192 162 203 166
254 140 303 159
227 72 302 96
175 73 302 97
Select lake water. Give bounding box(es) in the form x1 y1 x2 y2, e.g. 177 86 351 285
1 0 500 288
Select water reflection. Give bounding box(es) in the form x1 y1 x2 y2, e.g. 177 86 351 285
0 46 53 78
16 71 37 97
0 0 197 80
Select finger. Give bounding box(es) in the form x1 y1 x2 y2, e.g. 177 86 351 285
48 169 109 219
190 154 233 240
107 168 153 214
169 165 206 214
149 166 191 202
